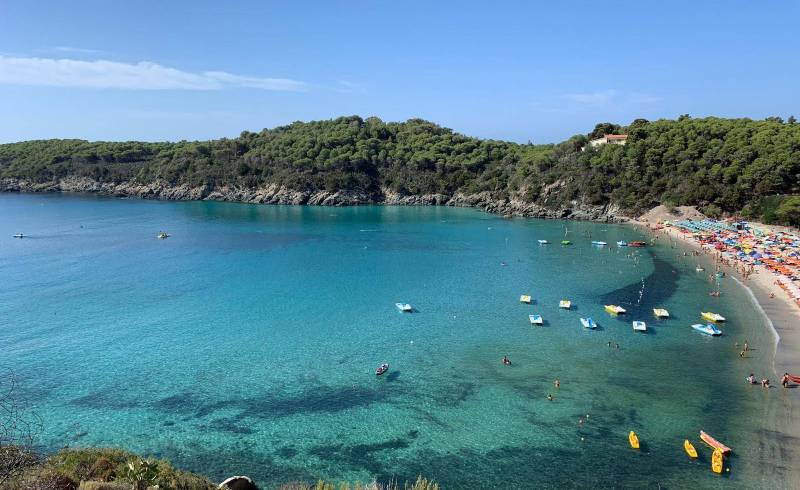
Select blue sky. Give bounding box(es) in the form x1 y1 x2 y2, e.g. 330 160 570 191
0 1 798 143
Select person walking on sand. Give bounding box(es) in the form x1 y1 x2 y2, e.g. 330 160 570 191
783 373 790 388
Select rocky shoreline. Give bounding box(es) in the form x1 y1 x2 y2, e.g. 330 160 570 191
0 176 628 222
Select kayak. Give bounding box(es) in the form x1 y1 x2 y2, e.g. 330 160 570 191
629 431 640 449
700 430 731 456
712 449 724 474
684 439 698 459
375 363 389 376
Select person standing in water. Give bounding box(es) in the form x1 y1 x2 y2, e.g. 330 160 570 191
554 379 560 389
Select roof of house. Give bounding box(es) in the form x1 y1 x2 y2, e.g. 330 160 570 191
605 134 628 140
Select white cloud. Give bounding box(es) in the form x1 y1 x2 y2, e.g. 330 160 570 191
562 89 618 105
51 46 103 55
629 92 661 104
333 79 366 94
0 55 306 91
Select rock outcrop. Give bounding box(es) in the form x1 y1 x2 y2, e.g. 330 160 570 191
0 177 628 223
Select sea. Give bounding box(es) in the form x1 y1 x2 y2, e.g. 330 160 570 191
0 192 795 489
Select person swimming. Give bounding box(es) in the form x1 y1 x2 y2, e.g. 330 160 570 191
502 355 512 366
547 394 553 401
746 373 756 384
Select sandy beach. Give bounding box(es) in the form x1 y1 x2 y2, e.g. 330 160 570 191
634 219 800 488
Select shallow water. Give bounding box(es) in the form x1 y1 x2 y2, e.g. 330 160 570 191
0 193 794 489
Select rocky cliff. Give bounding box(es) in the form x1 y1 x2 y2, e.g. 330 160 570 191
0 177 627 222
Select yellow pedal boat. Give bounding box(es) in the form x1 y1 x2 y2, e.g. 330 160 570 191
629 431 639 449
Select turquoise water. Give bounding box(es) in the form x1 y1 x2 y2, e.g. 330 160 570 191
0 193 794 489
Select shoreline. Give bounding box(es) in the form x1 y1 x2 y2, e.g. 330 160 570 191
635 220 800 487
639 221 800 382
0 177 628 223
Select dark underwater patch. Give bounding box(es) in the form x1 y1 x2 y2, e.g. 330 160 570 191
71 388 140 410
600 253 679 314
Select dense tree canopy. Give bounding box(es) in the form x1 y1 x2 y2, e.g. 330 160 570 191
1 115 798 224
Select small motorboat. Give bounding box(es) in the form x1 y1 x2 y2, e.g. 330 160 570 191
395 303 413 312
580 317 597 329
617 240 627 247
711 449 724 474
629 241 646 247
692 323 722 336
700 430 731 456
538 239 549 245
605 304 626 315
701 312 725 322
559 300 571 309
529 314 543 325
520 295 532 304
632 321 647 332
13 233 25 238
629 431 640 449
696 266 705 272
561 240 571 245
591 241 608 246
653 308 669 318
375 363 389 376
684 439 698 459
157 232 170 239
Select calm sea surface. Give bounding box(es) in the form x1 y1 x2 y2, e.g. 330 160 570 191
0 193 794 489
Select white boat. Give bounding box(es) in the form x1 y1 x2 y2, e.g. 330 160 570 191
559 300 571 309
617 240 627 247
605 304 626 314
692 323 722 336
13 233 25 238
395 303 413 312
538 239 549 244
653 308 669 318
696 266 705 272
529 314 543 325
591 241 608 246
701 312 726 322
632 321 647 332
580 317 597 329
520 295 532 304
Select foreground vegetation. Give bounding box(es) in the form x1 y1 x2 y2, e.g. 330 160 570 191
0 446 438 490
1 115 799 224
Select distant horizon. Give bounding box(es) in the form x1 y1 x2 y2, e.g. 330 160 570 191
1 1 798 144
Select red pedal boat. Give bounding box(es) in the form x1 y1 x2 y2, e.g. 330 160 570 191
700 430 731 456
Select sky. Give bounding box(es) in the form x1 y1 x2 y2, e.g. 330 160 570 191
0 1 798 144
